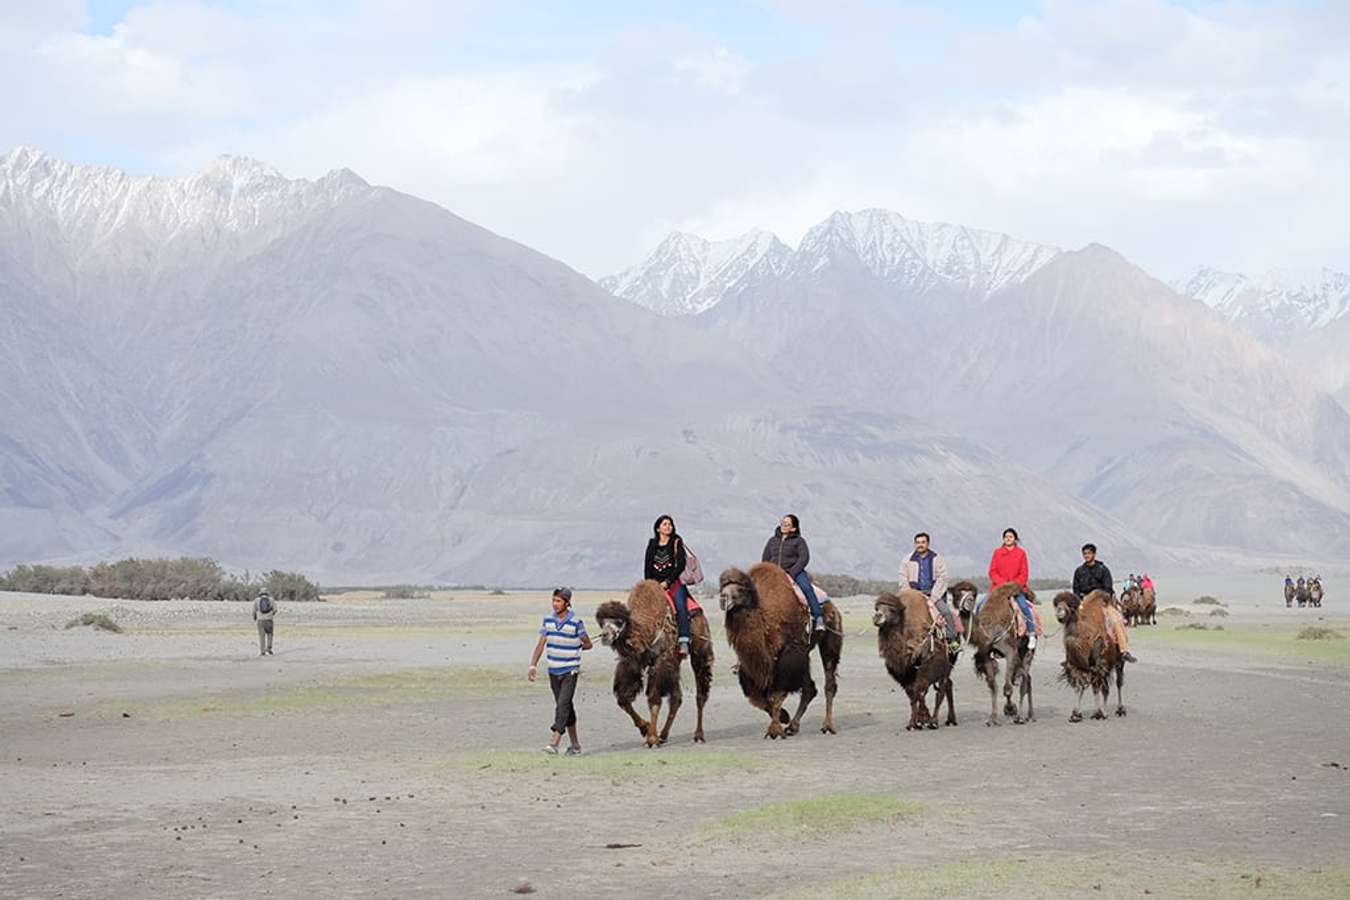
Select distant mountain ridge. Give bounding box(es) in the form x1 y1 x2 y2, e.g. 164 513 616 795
1174 265 1350 343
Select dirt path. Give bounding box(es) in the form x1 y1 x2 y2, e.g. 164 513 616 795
2 590 1348 898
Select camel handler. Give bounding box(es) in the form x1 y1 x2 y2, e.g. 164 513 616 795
1072 544 1137 663
900 532 962 661
252 588 276 656
527 587 593 756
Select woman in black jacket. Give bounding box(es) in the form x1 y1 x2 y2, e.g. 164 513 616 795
762 513 824 633
645 514 692 657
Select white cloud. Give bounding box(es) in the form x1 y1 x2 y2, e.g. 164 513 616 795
674 46 750 95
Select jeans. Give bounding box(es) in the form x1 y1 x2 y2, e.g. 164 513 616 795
931 595 958 641
549 671 578 734
671 583 691 642
794 572 824 621
1013 593 1036 636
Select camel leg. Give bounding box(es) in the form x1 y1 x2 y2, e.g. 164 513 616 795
906 690 920 731
1091 685 1107 720
765 692 789 740
656 682 682 746
1017 664 1035 724
943 677 958 726
692 648 712 744
1070 687 1085 723
786 677 817 736
1003 665 1018 719
820 661 839 735
1114 664 1127 717
927 682 942 730
614 661 651 740
982 657 1001 727
646 698 663 747
618 698 650 737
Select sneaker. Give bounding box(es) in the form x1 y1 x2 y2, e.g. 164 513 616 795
565 745 582 756
541 744 558 755
1123 651 1138 663
947 639 962 657
812 616 825 633
678 638 690 659
1027 634 1038 651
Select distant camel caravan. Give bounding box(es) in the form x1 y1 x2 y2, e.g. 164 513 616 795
717 564 842 739
1286 576 1326 608
1120 585 1157 626
597 581 713 747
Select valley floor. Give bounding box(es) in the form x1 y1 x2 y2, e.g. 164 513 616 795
1 587 1348 899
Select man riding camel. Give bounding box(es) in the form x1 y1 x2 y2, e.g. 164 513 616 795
899 532 961 661
1072 543 1137 663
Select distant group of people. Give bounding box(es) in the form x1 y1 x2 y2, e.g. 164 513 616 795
530 514 1145 753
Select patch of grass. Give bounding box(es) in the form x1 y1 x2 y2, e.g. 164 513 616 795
1144 622 1350 665
64 613 122 633
708 793 919 840
462 749 759 780
1177 622 1223 631
1158 607 1190 617
1210 607 1230 617
1297 626 1344 641
782 854 1350 899
1193 595 1225 605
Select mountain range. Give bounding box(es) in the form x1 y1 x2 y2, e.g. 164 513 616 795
2 147 1348 585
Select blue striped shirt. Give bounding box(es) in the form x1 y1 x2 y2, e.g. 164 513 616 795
540 611 588 675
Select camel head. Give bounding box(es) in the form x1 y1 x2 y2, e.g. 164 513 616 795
718 567 757 613
1052 591 1080 623
594 600 631 648
873 593 904 628
947 581 979 617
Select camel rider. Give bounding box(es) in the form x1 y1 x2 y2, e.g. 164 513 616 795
1285 575 1295 591
1072 544 1137 663
987 527 1040 650
763 514 824 633
1139 573 1154 592
1124 573 1137 593
899 532 960 659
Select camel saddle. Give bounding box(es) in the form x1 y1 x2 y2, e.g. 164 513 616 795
664 586 703 615
789 579 830 609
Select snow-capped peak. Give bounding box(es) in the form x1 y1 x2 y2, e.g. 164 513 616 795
1176 265 1350 342
794 208 1061 296
601 228 792 316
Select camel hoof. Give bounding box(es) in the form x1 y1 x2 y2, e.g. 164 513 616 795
820 724 837 735
693 733 705 743
1115 707 1127 718
1003 704 1018 717
986 718 1001 727
1091 711 1106 720
1013 716 1026 725
946 719 958 727
926 721 939 730
1069 712 1083 723
784 722 800 737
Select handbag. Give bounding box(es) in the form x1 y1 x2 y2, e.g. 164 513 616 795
679 540 704 586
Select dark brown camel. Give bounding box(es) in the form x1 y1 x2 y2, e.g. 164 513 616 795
1053 589 1126 721
956 582 1036 726
1285 582 1296 608
1119 586 1141 626
595 581 713 747
1297 583 1311 607
1138 586 1157 625
718 563 842 739
873 589 955 730
1309 580 1324 608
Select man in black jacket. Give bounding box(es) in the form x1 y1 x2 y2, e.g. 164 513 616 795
1072 544 1136 662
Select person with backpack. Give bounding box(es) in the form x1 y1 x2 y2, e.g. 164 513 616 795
645 514 696 658
253 589 276 656
762 513 824 633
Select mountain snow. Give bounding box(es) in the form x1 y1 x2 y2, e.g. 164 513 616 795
1175 266 1350 342
600 229 791 316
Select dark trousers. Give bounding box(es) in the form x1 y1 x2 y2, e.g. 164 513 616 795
794 571 824 620
671 583 692 641
549 671 578 734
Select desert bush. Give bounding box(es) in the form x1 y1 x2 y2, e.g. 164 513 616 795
1176 622 1224 631
3 557 319 603
382 585 432 599
813 574 894 597
1192 595 1224 606
64 613 122 633
1159 607 1190 617
263 570 321 603
1296 626 1344 641
0 564 91 595
1209 608 1230 617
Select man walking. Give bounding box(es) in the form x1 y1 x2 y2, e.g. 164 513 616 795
900 532 961 660
527 588 592 755
253 588 276 656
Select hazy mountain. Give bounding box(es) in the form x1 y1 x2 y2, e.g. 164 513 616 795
2 148 1169 583
600 229 791 316
1175 266 1350 343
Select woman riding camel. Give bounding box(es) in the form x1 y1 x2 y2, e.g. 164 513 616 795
762 513 825 633
987 527 1041 650
644 515 692 657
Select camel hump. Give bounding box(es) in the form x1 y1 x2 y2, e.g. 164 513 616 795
747 562 806 617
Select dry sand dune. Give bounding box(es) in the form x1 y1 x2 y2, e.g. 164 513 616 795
2 583 1348 898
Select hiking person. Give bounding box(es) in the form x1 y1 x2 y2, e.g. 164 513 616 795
988 527 1040 650
1072 544 1136 663
762 513 825 633
528 588 592 755
645 514 693 658
899 532 961 659
252 588 276 656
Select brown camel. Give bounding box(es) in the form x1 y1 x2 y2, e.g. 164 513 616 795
1297 583 1311 607
1053 589 1125 721
1309 579 1324 608
1119 586 1141 626
1284 582 1296 608
956 582 1036 725
595 581 713 748
1138 586 1157 625
873 590 955 730
946 580 980 618
718 563 842 739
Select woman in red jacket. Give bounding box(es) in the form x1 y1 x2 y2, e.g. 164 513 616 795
988 527 1040 649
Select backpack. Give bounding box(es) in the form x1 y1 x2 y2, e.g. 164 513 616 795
679 542 704 586
258 595 274 614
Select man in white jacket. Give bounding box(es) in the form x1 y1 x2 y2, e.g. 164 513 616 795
899 533 961 660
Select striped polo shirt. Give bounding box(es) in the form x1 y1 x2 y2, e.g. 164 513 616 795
540 611 588 675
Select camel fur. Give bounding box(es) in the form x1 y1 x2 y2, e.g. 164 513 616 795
1119 586 1141 626
1309 580 1323 608
718 563 842 739
873 590 955 730
1054 589 1126 722
1137 586 1157 624
1285 582 1296 608
596 580 713 747
958 582 1037 726
1296 583 1311 607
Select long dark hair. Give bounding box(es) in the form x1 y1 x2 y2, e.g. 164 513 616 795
652 514 679 545
782 513 801 536
1003 527 1019 544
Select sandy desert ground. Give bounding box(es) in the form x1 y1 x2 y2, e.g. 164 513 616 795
2 575 1348 899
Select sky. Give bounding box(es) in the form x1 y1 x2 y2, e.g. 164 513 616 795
3 0 1348 280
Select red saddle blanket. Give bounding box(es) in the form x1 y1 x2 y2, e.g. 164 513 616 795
664 586 703 615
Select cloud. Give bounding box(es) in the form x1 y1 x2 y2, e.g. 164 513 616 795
674 46 750 95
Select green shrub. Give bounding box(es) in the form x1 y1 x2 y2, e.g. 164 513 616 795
2 558 320 603
64 613 123 633
1193 595 1224 605
1296 626 1344 641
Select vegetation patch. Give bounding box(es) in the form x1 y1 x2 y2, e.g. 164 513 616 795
64 613 123 634
1192 595 1224 605
1209 607 1230 617
783 854 1350 899
1 557 320 602
1158 607 1190 616
462 749 759 780
1176 622 1224 631
708 793 919 840
1297 626 1345 641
